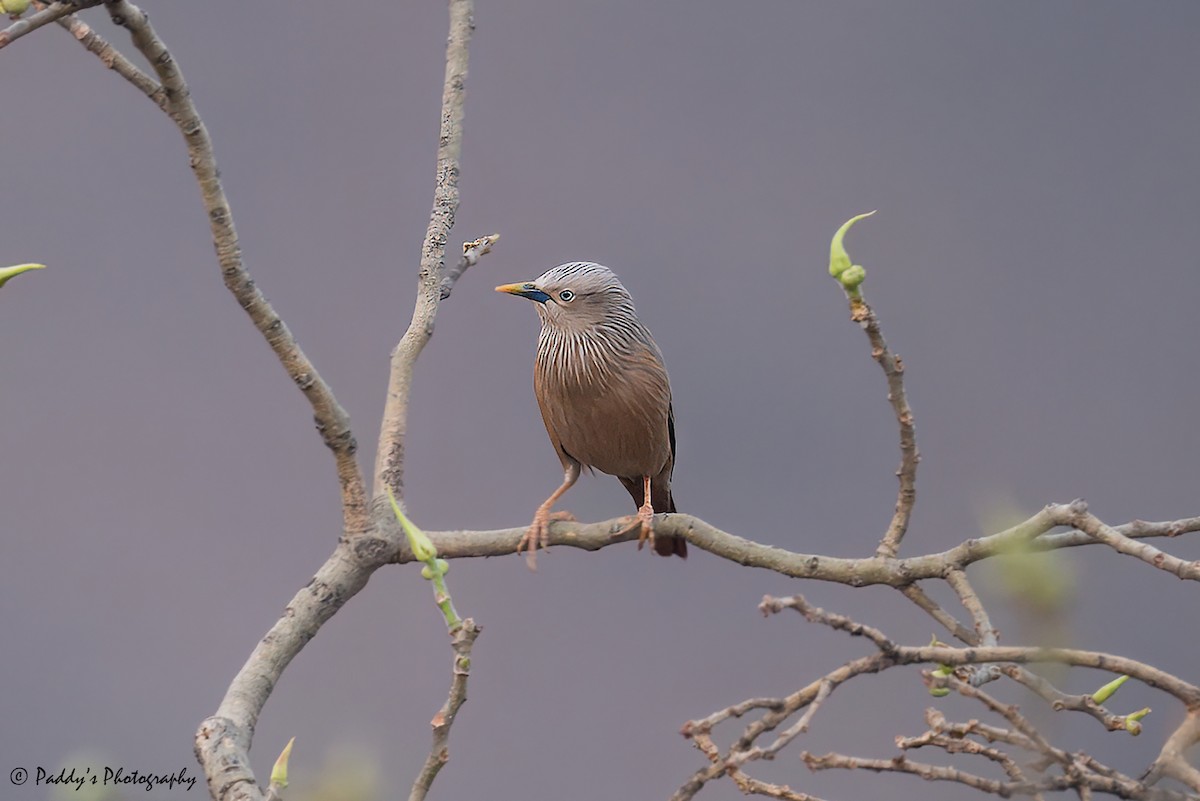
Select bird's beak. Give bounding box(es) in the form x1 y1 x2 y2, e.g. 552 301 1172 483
495 282 551 304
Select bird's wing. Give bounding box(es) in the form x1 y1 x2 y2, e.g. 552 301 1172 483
668 401 676 464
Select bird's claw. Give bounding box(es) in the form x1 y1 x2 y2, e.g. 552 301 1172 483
517 509 575 571
617 504 656 552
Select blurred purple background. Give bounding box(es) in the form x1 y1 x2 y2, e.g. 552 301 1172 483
3 2 1199 799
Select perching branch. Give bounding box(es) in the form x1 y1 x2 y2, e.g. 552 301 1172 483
389 507 1200 587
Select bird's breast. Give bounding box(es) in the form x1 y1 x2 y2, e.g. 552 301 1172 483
534 333 672 477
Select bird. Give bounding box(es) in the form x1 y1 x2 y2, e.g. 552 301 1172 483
496 261 686 568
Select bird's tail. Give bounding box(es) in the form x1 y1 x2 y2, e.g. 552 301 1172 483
653 485 687 558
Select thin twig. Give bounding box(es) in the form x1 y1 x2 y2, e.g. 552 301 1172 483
804 751 1015 794
408 620 481 801
900 583 979 644
374 0 476 500
680 697 786 738
750 680 833 759
840 290 918 559
1060 505 1200 582
945 569 998 646
729 768 828 801
918 707 1046 755
675 654 892 801
440 234 499 300
944 568 1003 686
898 728 1043 801
49 6 163 106
938 676 1064 765
760 594 896 653
1001 666 1132 733
774 591 1200 706
1033 516 1200 551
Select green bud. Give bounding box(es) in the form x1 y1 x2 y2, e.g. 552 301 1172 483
420 565 434 580
0 0 32 17
386 487 437 562
270 737 295 788
829 211 875 284
839 264 866 291
435 558 449 574
928 664 953 696
0 262 45 289
1090 674 1129 704
1125 707 1151 735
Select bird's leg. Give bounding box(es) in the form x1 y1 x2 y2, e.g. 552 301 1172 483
518 464 579 570
617 475 657 551
635 474 656 551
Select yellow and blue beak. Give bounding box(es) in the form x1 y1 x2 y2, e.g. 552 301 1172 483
495 282 551 304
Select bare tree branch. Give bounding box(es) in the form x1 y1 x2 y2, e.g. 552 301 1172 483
93 0 371 537
691 592 1200 801
195 541 385 801
771 592 1200 706
374 0 476 500
676 653 891 801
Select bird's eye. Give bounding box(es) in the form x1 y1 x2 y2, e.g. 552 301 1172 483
558 289 575 302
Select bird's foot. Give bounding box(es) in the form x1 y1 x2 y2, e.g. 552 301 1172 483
617 503 656 552
517 509 576 570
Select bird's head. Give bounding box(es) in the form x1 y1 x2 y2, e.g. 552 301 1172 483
496 262 634 333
